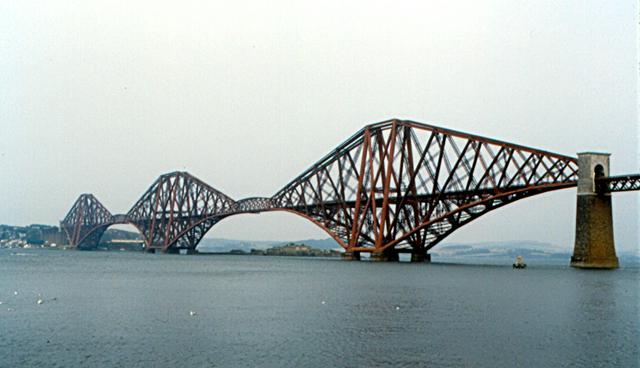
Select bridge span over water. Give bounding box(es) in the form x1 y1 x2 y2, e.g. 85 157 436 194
61 119 639 268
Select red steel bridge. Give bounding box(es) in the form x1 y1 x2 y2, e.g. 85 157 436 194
60 119 639 260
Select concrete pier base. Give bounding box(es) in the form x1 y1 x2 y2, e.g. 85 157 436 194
147 247 198 255
170 248 198 255
570 153 619 269
370 251 399 262
343 249 432 262
411 251 431 263
341 251 361 261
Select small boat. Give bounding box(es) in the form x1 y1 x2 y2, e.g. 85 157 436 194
513 256 526 269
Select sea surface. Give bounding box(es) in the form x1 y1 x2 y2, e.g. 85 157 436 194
1 249 638 368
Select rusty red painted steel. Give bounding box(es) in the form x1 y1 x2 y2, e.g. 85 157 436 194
61 119 591 253
595 174 640 193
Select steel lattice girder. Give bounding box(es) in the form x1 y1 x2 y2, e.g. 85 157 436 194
271 119 580 253
60 194 114 248
126 171 236 252
236 197 275 213
596 174 640 193
61 119 626 254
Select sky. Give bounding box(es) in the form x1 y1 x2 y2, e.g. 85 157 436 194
0 1 638 252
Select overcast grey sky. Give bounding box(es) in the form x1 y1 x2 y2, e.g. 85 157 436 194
1 1 637 252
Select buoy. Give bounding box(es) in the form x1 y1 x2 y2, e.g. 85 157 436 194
189 311 196 316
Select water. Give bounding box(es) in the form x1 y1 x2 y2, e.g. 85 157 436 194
1 249 638 368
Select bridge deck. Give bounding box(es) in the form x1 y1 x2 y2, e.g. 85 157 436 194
596 174 640 193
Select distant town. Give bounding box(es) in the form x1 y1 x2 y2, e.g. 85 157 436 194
0 224 341 257
0 224 142 251
0 224 67 249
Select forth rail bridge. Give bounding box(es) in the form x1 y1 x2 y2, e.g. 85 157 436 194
60 119 639 269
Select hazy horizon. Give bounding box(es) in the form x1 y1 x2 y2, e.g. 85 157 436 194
1 1 638 252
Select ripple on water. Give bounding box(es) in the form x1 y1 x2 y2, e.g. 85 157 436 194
0 249 638 368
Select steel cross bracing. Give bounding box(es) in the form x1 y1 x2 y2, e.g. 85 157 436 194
271 120 579 255
61 119 607 253
125 171 237 252
596 174 640 193
60 194 114 249
236 197 275 213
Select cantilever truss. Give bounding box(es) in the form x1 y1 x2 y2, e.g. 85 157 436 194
126 172 236 252
61 119 592 254
60 194 113 249
272 120 579 255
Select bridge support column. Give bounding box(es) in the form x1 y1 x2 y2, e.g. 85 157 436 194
341 251 361 261
370 250 399 262
411 249 431 263
571 153 618 269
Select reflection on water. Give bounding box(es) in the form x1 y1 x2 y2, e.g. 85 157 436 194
0 249 638 367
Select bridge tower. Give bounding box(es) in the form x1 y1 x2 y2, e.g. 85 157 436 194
570 153 619 269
